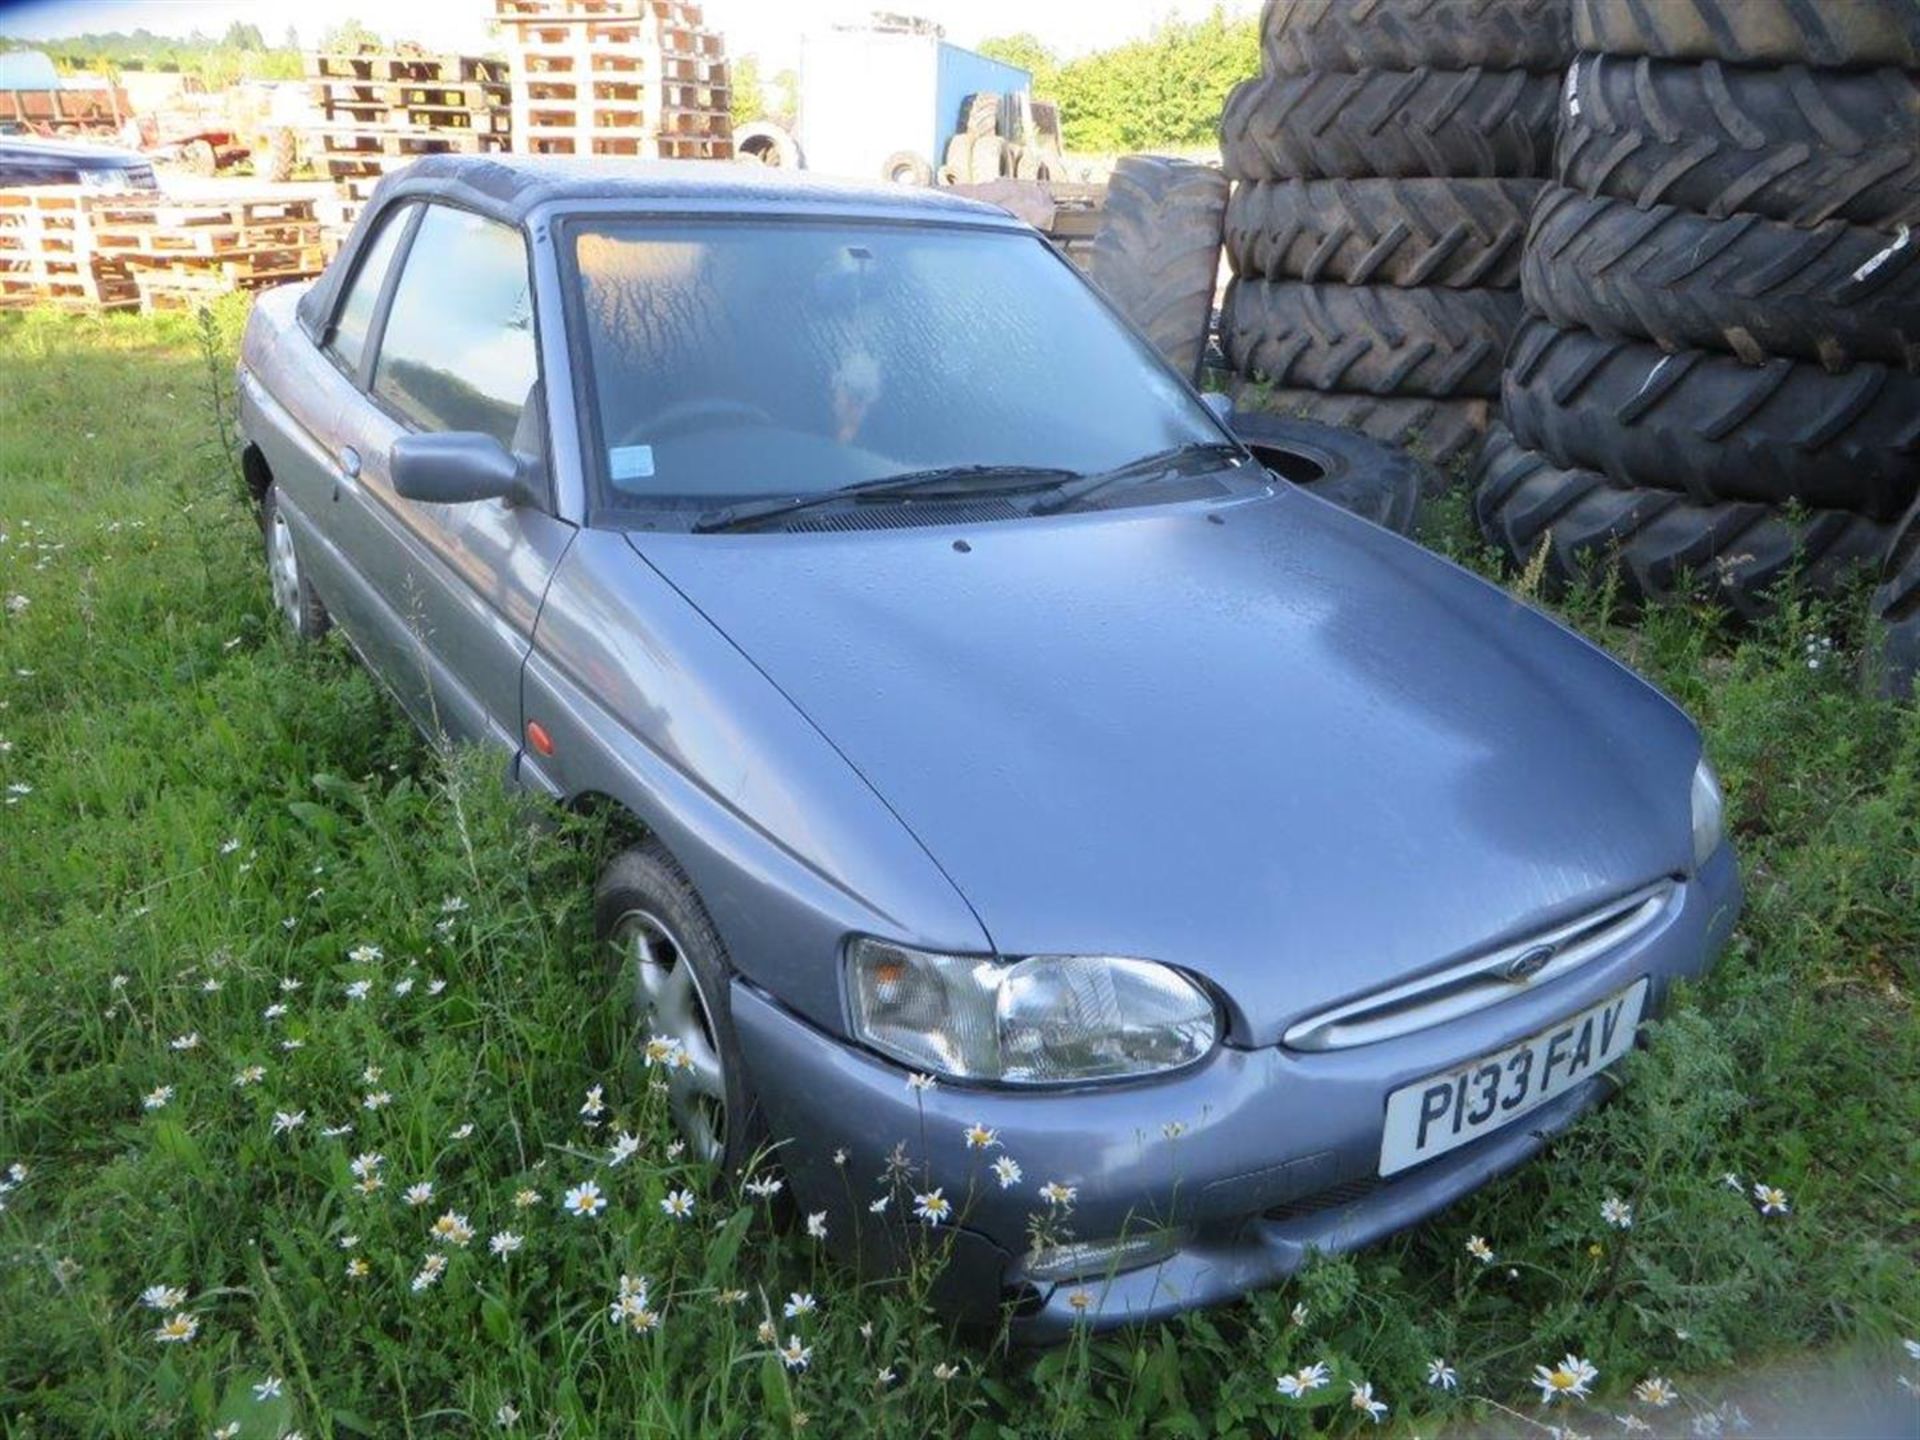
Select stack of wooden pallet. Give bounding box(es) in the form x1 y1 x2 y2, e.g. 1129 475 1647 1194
0 190 137 311
94 190 330 313
306 49 513 206
0 186 332 314
494 0 732 160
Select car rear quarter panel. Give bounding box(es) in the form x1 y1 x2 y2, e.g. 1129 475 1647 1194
523 529 991 1030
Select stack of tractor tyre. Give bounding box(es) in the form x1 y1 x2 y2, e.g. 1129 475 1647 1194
1473 0 1920 655
1216 0 1574 466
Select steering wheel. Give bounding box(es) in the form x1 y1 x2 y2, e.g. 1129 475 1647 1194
621 397 777 445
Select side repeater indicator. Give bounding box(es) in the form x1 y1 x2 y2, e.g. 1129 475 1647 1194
526 721 555 757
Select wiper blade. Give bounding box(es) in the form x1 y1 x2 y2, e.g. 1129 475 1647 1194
692 464 1082 534
1029 441 1245 517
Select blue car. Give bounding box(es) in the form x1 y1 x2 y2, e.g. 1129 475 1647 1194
236 155 1740 1338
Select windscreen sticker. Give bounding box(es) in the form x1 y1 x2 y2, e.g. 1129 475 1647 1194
609 444 655 483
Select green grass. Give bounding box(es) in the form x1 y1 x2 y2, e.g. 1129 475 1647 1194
0 306 1915 1438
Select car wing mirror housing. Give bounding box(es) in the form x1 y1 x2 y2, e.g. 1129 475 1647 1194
1201 391 1234 424
391 431 542 507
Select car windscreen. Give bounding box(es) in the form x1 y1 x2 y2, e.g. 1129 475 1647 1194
565 217 1222 521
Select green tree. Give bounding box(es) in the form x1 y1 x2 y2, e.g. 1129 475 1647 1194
317 18 382 54
1046 6 1257 153
222 21 265 51
730 53 765 124
976 31 1058 93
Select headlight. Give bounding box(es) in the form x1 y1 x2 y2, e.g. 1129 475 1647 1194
1691 757 1725 870
846 939 1218 1084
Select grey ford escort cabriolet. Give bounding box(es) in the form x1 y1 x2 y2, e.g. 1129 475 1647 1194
236 155 1740 1337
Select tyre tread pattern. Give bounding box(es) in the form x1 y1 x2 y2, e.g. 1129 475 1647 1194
1229 410 1431 533
1226 176 1540 287
1221 67 1560 181
1224 278 1521 398
1521 186 1920 370
1473 424 1893 621
1554 54 1920 231
1570 0 1920 68
1227 379 1490 464
1091 157 1231 380
1261 0 1573 73
1501 317 1920 519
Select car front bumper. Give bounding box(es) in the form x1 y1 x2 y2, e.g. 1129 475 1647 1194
731 847 1741 1340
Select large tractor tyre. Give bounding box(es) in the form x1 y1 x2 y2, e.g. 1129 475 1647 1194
1227 409 1431 534
1473 424 1895 622
1222 278 1520 399
1261 0 1572 74
733 121 802 169
1521 187 1920 372
1227 378 1490 465
1089 156 1231 381
882 150 934 186
968 134 1008 182
963 92 1001 139
1555 54 1920 233
1501 317 1920 521
1571 0 1919 68
942 133 974 184
1220 67 1560 182
264 127 297 183
1224 176 1538 287
1869 500 1920 699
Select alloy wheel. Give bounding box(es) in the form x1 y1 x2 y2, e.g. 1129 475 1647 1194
610 908 727 1165
268 505 303 630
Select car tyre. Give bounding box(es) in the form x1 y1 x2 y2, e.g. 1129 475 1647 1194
1262 0 1572 73
593 839 767 1177
1570 0 1919 68
1226 378 1491 465
1091 155 1231 381
262 483 328 641
1229 410 1432 533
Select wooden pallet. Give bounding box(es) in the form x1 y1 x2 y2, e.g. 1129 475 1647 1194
307 50 508 84
312 125 509 158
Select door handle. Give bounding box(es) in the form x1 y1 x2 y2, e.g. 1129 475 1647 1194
337 446 361 479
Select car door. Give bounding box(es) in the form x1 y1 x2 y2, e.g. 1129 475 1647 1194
327 202 576 752
273 200 418 645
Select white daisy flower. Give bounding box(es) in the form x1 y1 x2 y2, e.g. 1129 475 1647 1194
906 1072 937 1093
806 1211 828 1240
564 1181 607 1219
1531 1354 1598 1404
963 1122 998 1150
349 1153 383 1179
913 1188 951 1224
784 1291 817 1318
659 1188 695 1220
410 1253 448 1292
580 1085 607 1118
512 1188 541 1209
1427 1358 1458 1390
1275 1362 1329 1398
1635 1377 1677 1407
607 1131 641 1167
253 1375 284 1400
140 1283 187 1311
220 838 242 855
778 1334 812 1371
933 1362 961 1382
449 1123 474 1141
990 1155 1022 1189
270 1110 306 1136
1601 1195 1634 1229
495 1403 518 1428
489 1231 523 1261
744 1175 784 1200
868 1193 890 1213
1038 1181 1076 1206
347 944 382 965
1349 1381 1388 1424
233 1066 265 1087
1752 1182 1791 1216
343 980 372 1002
169 1033 200 1053
362 1091 391 1111
430 1212 475 1248
263 1003 288 1021
152 1312 199 1344
1466 1234 1494 1263
142 1085 173 1111
404 1182 434 1207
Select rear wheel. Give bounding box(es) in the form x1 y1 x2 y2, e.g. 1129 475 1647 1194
594 841 762 1173
262 484 328 640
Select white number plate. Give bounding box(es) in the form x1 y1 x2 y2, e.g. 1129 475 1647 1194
1378 979 1647 1177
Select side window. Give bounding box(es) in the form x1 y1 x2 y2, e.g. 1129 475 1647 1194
325 204 411 376
371 206 538 451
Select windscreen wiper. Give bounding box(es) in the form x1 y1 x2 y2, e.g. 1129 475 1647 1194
1028 441 1246 517
692 464 1083 534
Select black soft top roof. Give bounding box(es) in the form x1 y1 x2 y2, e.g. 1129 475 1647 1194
297 153 1020 340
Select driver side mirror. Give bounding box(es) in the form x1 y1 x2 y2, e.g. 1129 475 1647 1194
1202 391 1234 424
391 432 542 508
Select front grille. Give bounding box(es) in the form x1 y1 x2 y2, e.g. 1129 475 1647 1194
1264 1175 1382 1223
1283 880 1676 1051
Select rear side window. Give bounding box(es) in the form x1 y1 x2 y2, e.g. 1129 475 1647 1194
325 204 411 376
371 205 538 450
